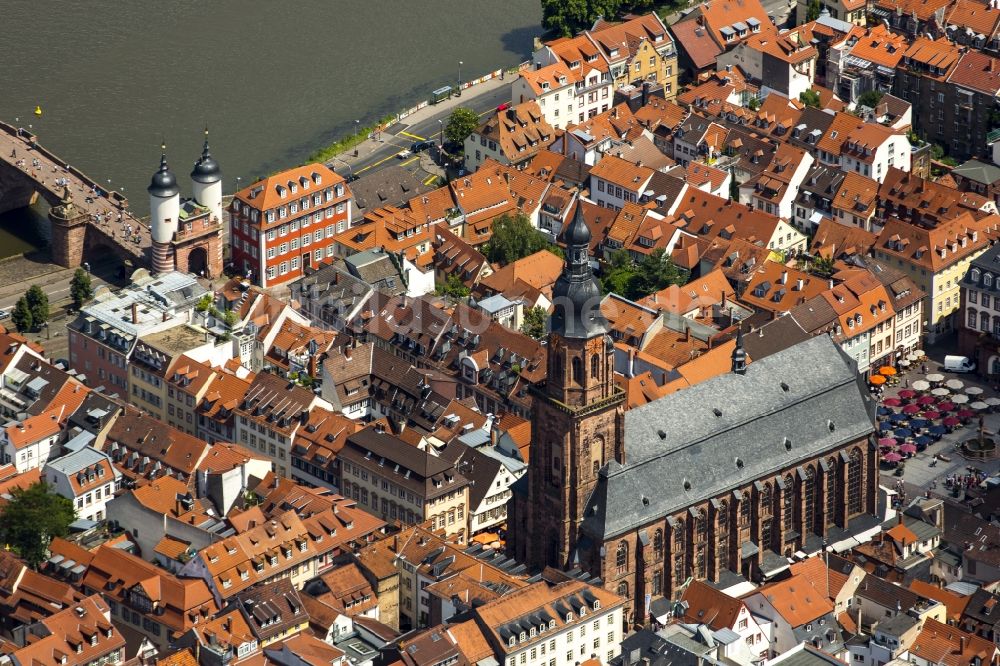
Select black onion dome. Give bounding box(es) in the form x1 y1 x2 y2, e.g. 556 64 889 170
148 151 180 198
551 202 608 339
191 131 222 184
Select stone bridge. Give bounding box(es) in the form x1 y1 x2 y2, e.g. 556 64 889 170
0 120 151 270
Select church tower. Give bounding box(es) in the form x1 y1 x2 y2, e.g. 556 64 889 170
516 203 625 571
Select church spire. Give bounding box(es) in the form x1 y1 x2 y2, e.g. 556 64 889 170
732 326 747 375
551 202 607 339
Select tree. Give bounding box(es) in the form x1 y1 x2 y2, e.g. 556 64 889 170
541 0 626 37
69 268 93 310
437 273 470 298
484 213 562 264
0 481 75 568
195 293 212 313
600 249 687 300
799 89 821 108
445 107 481 146
521 305 548 339
25 285 48 328
857 90 884 109
10 297 32 333
748 96 761 111
806 0 821 21
812 255 836 278
930 144 945 161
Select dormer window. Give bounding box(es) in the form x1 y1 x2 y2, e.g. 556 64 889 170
509 637 516 647
549 620 556 629
972 269 981 282
566 612 573 622
290 183 298 194
986 274 994 287
593 600 601 610
520 631 526 642
530 627 536 637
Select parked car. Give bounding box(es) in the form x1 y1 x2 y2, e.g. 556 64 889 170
396 149 412 159
0 308 8 321
411 140 435 153
943 355 976 373
497 102 510 111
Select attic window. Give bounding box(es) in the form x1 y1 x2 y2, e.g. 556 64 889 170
683 479 692 491
827 420 836 432
736 457 745 469
784 437 792 451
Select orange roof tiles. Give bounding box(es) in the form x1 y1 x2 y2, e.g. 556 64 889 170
903 36 961 78
589 153 656 191
908 580 971 622
5 409 63 450
947 49 1000 95
519 62 576 95
946 0 1000 37
479 249 564 298
475 102 556 165
909 618 996 666
234 163 349 215
875 0 954 21
681 579 747 630
847 25 908 69
750 573 834 627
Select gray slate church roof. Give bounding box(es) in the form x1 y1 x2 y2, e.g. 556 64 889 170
582 335 875 541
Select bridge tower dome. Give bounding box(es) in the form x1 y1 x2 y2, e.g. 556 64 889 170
148 145 180 273
190 128 223 225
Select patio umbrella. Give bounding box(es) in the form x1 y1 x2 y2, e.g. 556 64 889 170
927 373 945 382
938 401 955 411
880 366 897 376
915 435 934 447
909 418 930 429
906 353 918 362
912 380 931 391
879 422 893 432
932 387 950 397
898 389 917 399
928 425 948 435
921 411 941 420
883 452 903 462
966 386 985 396
899 359 911 368
878 406 894 416
899 443 918 454
870 375 887 385
879 437 898 447
894 428 913 439
888 413 908 423
914 349 925 357
957 409 976 419
952 394 970 405
987 397 1000 407
883 397 903 407
943 416 962 427
971 401 989 410
916 395 937 406
902 404 921 414
946 379 965 390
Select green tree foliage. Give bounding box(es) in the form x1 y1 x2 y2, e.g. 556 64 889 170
484 213 563 264
930 144 945 160
445 107 481 145
857 90 884 108
799 89 821 108
11 297 32 333
437 273 471 298
70 268 93 310
601 249 687 300
806 0 821 21
25 285 48 328
811 256 836 278
521 305 548 339
195 293 212 313
0 482 75 568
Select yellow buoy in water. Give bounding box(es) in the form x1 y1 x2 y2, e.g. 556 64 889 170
34 106 42 117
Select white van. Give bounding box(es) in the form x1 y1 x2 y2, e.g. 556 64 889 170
943 355 976 373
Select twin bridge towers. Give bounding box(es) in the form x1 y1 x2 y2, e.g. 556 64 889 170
0 121 223 278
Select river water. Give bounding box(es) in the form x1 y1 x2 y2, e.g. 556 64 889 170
0 0 541 256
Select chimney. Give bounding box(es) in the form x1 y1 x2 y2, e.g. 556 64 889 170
641 81 650 107
490 417 501 447
898 510 903 526
628 347 636 377
959 636 966 654
131 302 139 324
780 270 788 285
344 346 352 361
162 311 168 322
796 277 804 291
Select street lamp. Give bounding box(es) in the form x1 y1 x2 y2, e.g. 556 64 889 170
438 119 444 148
83 262 90 273
354 119 361 157
235 176 242 193
458 61 463 97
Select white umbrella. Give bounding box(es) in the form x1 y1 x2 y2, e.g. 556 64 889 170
971 401 989 410
966 386 984 396
946 379 964 390
931 387 950 397
952 394 970 404
914 349 925 357
912 380 931 391
927 373 945 383
899 359 911 368
906 353 918 362
987 397 1000 407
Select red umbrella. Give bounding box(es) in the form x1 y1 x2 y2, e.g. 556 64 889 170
922 410 941 419
916 396 937 406
957 409 976 419
942 416 961 427
878 437 897 447
898 389 917 399
902 404 921 414
883 397 903 407
883 451 903 462
938 401 955 412
898 443 917 454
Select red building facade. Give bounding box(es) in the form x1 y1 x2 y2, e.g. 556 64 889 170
230 163 352 288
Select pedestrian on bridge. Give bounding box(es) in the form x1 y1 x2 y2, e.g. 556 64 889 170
10 149 15 159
